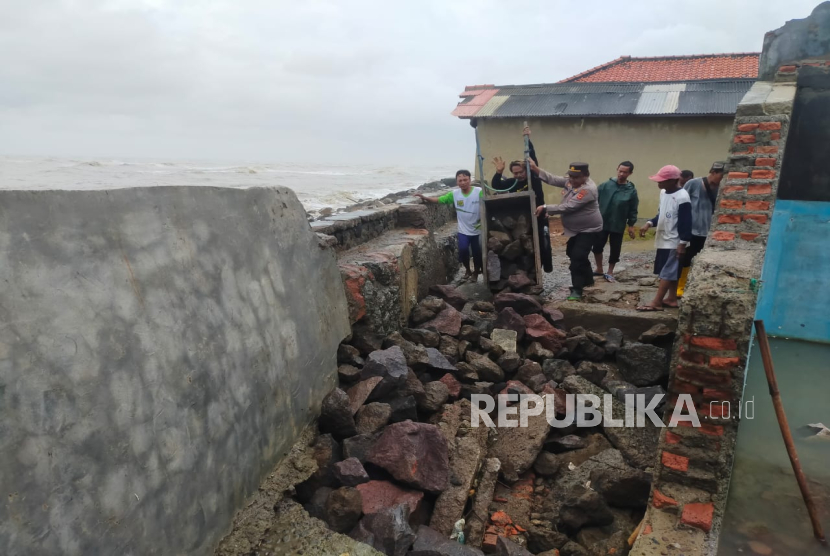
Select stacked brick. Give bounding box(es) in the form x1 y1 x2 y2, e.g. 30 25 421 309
708 117 787 246
630 65 799 555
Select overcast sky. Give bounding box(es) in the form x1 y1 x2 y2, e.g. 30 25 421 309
0 0 820 165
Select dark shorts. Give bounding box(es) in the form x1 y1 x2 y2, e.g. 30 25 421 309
592 230 624 264
654 248 682 281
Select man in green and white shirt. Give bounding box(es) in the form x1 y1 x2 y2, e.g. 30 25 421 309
416 169 483 282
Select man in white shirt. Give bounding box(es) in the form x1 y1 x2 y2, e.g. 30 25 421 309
637 165 692 311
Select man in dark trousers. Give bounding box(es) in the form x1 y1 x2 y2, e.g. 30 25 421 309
676 162 725 296
592 161 639 282
491 126 553 272
533 162 602 301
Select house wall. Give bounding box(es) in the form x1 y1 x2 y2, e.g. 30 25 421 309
473 116 734 218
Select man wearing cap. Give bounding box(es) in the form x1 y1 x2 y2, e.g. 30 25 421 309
531 161 602 301
637 165 692 311
676 162 725 297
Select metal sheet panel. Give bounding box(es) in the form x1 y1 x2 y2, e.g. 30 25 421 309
491 92 641 117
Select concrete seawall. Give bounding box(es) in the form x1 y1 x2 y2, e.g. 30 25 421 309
0 186 351 555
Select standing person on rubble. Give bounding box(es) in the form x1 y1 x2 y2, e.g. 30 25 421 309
636 165 692 311
532 161 602 301
592 161 639 282
676 162 725 297
416 170 483 283
490 126 553 273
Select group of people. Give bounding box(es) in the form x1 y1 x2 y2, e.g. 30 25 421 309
418 127 725 308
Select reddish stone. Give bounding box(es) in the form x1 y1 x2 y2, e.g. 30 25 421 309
689 336 737 351
727 172 749 179
356 480 424 515
748 183 772 195
422 305 463 336
718 215 741 224
681 502 714 532
771 132 781 140
483 533 499 552
665 431 681 445
720 199 743 209
759 121 783 130
523 313 567 352
712 231 735 242
652 489 679 509
334 458 371 487
494 292 543 316
744 214 768 225
709 356 740 370
751 169 776 179
499 380 534 399
755 157 775 166
494 307 527 341
745 200 770 210
438 373 461 399
341 265 368 321
756 145 779 154
779 65 797 73
737 123 759 132
367 421 449 493
734 134 756 144
740 233 760 241
722 185 745 193
429 284 469 311
662 452 690 472
643 524 653 535
346 377 384 414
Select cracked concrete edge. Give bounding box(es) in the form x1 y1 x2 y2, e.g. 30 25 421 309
214 424 320 556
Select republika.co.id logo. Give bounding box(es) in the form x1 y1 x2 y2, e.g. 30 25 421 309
470 393 754 428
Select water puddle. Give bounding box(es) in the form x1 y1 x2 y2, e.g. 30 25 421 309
719 338 830 555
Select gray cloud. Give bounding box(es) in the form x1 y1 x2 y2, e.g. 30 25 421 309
0 0 820 164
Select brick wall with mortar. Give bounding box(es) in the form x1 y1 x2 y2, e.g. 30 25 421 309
630 64 803 556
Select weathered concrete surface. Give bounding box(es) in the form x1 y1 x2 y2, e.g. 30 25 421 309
758 2 830 80
339 223 459 333
0 186 351 555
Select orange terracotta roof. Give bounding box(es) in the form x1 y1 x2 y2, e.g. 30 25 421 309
559 53 760 83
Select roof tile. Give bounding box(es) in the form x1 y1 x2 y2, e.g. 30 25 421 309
559 53 759 83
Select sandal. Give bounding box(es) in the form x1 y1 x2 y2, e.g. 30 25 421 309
662 301 679 308
636 305 664 312
603 273 616 283
592 272 604 277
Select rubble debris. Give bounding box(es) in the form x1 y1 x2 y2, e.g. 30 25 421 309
368 421 450 493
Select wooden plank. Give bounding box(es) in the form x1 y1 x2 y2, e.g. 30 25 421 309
480 195 489 283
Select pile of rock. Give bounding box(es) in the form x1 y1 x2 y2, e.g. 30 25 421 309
295 285 674 556
486 213 540 294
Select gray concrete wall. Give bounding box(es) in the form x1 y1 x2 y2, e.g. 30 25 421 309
759 2 830 80
0 186 351 555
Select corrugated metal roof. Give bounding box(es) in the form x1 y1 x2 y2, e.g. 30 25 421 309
675 91 749 114
493 92 641 118
453 80 754 118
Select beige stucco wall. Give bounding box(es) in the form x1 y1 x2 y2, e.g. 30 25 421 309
471 116 734 218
